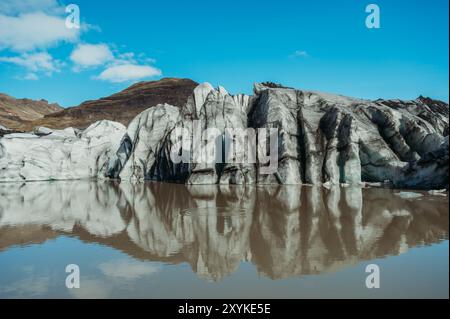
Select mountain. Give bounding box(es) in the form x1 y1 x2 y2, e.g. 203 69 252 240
24 78 198 130
0 82 448 189
0 93 62 130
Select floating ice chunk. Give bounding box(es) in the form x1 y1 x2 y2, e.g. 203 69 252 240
428 189 448 196
395 192 423 199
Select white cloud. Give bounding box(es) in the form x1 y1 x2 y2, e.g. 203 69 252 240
70 43 113 68
290 50 308 58
97 63 162 83
70 43 163 82
99 260 160 280
0 52 62 76
0 12 79 52
0 3 160 83
0 0 62 15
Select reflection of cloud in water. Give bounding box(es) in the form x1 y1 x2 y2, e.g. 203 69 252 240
69 278 112 299
99 259 160 280
0 181 448 281
0 267 50 298
71 259 160 298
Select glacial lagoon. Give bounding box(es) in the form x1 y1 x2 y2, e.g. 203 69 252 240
0 181 448 298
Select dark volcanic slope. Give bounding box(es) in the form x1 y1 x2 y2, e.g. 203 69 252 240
27 78 198 130
0 93 62 130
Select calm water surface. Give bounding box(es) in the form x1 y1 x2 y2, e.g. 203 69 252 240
0 181 448 298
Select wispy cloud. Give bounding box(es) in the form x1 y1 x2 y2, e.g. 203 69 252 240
23 72 39 80
289 50 309 58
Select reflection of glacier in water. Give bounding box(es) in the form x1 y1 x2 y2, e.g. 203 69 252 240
0 181 448 281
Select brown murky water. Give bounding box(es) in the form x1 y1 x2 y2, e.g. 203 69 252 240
0 181 448 298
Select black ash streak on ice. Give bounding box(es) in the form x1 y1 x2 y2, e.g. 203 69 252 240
0 82 448 190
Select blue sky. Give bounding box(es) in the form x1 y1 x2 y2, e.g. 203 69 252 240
0 0 448 107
